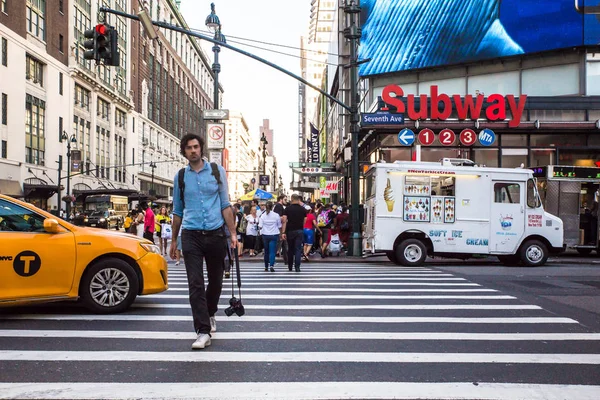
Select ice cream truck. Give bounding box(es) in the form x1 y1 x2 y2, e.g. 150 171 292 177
363 159 564 266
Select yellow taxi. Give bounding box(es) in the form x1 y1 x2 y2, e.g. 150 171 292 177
0 194 168 313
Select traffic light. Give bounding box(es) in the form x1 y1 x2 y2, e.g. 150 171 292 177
81 24 120 66
82 26 98 61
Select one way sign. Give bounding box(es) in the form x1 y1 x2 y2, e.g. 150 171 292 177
397 128 415 146
203 109 229 120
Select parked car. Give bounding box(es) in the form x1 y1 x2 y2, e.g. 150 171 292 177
0 194 168 313
85 209 122 230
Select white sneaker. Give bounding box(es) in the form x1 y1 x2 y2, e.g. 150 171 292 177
210 316 217 333
191 333 211 350
175 261 180 266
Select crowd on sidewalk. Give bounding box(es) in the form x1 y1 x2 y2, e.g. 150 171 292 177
119 194 353 273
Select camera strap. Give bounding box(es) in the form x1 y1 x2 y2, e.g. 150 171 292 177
226 246 242 299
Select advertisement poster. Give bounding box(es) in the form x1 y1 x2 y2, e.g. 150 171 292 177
359 0 600 76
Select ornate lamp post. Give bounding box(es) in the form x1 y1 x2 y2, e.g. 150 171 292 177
205 3 226 110
260 132 268 190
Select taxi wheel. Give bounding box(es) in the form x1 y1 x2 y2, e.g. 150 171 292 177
80 258 139 313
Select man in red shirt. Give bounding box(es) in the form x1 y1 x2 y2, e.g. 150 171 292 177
141 201 155 243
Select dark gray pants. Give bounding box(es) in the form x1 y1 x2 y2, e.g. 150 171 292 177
286 229 304 270
181 229 227 335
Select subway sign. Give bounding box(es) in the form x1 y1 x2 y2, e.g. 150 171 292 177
381 85 527 128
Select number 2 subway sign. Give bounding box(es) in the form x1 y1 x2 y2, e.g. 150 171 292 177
381 85 527 128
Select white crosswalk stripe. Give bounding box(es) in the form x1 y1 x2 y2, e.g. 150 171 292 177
0 261 598 400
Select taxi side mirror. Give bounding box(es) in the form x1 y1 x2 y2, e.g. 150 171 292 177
44 218 60 233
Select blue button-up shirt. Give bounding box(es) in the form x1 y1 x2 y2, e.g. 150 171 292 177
172 162 231 231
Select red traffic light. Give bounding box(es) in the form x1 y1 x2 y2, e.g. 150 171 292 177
95 24 108 35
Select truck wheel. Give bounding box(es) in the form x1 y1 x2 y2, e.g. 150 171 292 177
396 239 427 266
497 255 521 266
386 251 399 265
576 248 592 256
519 240 548 267
80 258 139 314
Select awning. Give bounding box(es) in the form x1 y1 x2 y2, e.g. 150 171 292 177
23 183 60 199
0 179 24 197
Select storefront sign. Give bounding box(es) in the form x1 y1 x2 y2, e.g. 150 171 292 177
381 85 527 128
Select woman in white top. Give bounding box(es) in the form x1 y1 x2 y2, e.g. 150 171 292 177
244 208 259 257
259 201 282 272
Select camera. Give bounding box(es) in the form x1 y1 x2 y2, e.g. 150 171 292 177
224 296 245 317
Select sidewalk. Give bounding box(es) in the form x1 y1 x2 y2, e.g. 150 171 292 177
238 250 600 266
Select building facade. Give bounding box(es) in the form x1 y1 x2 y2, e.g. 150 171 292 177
131 0 218 201
0 0 223 212
0 0 70 209
224 110 257 200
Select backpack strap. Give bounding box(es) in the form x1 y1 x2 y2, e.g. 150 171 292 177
178 168 186 210
210 162 222 185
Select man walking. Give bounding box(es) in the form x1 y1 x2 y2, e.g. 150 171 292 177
141 202 155 243
273 195 287 263
169 133 237 350
281 194 307 272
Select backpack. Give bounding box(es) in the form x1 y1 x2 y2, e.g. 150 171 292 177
178 162 221 210
317 210 330 227
339 215 349 231
237 212 248 234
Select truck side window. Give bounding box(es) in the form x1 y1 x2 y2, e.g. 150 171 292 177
494 183 521 204
526 179 540 208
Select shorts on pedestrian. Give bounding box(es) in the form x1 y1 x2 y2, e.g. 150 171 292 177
303 228 315 245
321 228 331 244
156 231 162 238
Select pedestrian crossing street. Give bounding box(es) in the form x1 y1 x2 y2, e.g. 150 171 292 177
0 262 599 399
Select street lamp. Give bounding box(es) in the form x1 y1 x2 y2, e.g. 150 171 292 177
260 132 268 190
205 3 225 110
149 161 157 197
61 131 77 218
272 161 277 193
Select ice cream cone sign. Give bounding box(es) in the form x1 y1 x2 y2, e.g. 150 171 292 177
384 178 395 212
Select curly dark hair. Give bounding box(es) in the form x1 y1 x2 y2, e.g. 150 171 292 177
179 133 205 157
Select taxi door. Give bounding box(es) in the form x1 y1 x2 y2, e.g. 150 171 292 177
0 198 77 301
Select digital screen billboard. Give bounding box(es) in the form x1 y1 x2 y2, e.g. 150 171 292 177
358 0 600 77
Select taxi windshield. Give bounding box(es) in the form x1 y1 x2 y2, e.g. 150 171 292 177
0 200 47 233
91 211 108 217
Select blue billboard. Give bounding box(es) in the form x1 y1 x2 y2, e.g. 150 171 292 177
359 0 600 76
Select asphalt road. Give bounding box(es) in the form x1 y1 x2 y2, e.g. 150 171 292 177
0 259 599 400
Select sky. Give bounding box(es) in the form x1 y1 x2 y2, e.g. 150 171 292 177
179 0 310 188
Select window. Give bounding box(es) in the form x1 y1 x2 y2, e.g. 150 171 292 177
58 72 63 95
115 108 126 128
26 54 44 86
494 183 521 204
26 0 46 41
1 140 6 159
1 0 6 13
58 117 63 142
1 37 7 66
74 84 90 110
97 98 110 120
527 179 541 208
59 0 63 13
0 199 47 233
1 93 6 125
25 94 46 166
59 34 64 53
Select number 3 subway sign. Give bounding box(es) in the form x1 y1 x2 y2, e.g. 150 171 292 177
383 85 528 147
